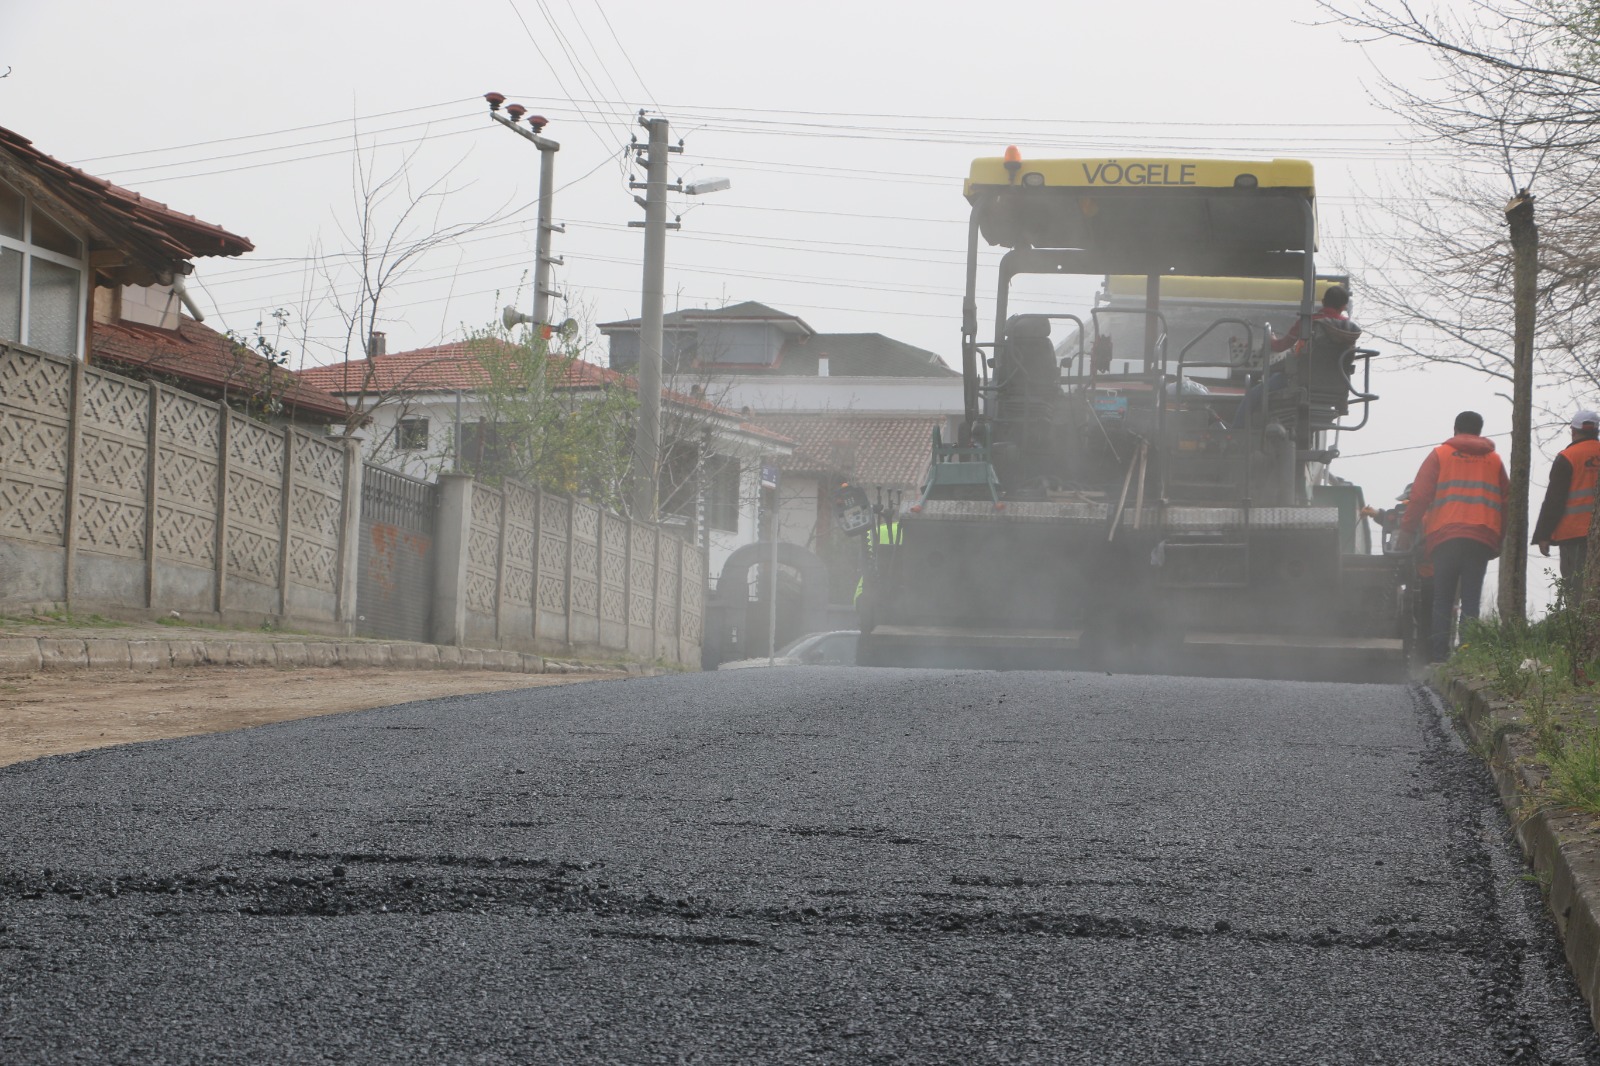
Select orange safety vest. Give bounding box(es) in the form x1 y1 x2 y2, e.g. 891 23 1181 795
1423 443 1505 543
1553 438 1600 542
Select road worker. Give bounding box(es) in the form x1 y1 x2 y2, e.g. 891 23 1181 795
854 520 900 608
1233 285 1355 427
1398 411 1509 663
1531 409 1600 586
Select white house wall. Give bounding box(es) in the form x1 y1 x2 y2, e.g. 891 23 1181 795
706 461 763 582
719 376 962 415
347 391 783 595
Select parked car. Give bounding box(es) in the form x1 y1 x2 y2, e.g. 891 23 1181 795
716 630 859 670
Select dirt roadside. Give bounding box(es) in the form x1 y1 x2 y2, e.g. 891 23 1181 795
0 668 621 768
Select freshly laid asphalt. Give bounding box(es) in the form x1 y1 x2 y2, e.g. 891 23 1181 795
3 669 1599 1064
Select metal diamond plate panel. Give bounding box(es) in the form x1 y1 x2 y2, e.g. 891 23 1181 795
1161 506 1340 532
915 500 1109 524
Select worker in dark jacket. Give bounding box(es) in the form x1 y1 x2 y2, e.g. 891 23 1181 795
1233 285 1354 426
1363 484 1432 656
1361 483 1412 553
1532 409 1600 585
1399 411 1509 662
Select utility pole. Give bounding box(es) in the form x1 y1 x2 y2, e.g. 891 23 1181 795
484 93 564 331
623 115 728 521
629 114 678 520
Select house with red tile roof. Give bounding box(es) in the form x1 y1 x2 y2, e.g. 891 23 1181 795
600 302 961 602
298 335 793 579
0 125 345 423
92 317 348 425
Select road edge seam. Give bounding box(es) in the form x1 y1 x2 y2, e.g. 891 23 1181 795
1439 673 1600 1035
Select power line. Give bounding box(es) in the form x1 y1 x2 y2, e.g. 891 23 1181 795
95 110 482 180
68 97 477 164
504 0 620 155
505 95 1409 131
1339 431 1511 459
100 125 491 185
591 0 659 111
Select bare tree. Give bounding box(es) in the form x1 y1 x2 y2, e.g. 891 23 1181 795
290 139 521 440
1319 0 1600 623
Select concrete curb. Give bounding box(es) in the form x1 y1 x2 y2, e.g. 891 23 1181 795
1437 673 1600 1035
0 634 659 680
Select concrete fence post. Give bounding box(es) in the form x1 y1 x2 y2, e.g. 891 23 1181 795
675 535 685 665
143 384 161 608
652 525 662 662
622 513 633 648
495 482 510 643
431 473 474 647
334 441 364 630
563 494 575 645
592 504 605 637
61 357 85 609
276 426 296 617
213 413 231 614
530 486 543 644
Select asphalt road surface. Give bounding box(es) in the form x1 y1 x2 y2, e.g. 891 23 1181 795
3 669 1599 1064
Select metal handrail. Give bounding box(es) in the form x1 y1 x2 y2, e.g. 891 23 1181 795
1175 317 1257 378
1327 347 1379 432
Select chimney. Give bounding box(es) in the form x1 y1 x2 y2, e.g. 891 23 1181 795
367 331 386 358
817 354 829 377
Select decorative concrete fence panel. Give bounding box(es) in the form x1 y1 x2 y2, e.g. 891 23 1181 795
0 341 700 666
628 522 657 658
0 341 361 631
0 346 73 603
152 388 223 613
436 474 700 667
536 491 570 642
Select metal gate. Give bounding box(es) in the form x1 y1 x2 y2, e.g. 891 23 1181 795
356 464 436 642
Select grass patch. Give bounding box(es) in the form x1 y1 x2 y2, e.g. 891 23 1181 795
1451 587 1600 817
1549 730 1600 817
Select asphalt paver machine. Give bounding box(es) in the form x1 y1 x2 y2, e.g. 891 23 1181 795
855 153 1408 679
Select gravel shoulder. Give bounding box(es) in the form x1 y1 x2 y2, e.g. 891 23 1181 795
0 667 621 768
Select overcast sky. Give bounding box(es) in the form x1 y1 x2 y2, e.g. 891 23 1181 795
2 0 1578 606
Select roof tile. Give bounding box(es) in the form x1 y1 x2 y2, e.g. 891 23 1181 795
92 318 348 421
297 340 794 446
757 414 941 489
0 126 252 268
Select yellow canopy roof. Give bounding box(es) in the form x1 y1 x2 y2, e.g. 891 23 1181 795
964 155 1318 275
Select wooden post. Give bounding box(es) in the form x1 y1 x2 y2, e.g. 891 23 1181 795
143 385 161 608
1499 191 1536 626
213 412 231 615
276 426 296 618
61 357 86 610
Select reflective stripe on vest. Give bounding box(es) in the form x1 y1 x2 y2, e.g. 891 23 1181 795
1423 444 1505 543
1553 438 1600 541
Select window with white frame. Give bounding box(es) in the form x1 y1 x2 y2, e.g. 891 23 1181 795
0 179 89 359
